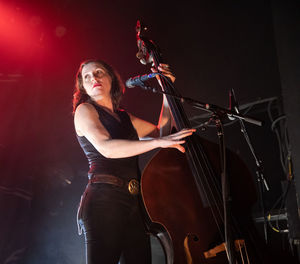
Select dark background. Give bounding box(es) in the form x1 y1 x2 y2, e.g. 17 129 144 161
0 0 299 263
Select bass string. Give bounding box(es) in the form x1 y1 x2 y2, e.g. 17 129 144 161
151 48 226 238
150 36 252 263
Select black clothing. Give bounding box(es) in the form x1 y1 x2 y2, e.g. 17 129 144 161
76 102 140 181
78 183 151 264
76 102 151 264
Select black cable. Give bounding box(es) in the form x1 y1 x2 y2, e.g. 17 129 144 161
266 99 293 233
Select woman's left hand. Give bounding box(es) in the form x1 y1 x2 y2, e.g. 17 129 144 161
151 63 176 84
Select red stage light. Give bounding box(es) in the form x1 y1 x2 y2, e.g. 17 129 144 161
0 3 44 61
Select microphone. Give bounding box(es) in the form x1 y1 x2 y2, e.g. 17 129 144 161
125 73 159 88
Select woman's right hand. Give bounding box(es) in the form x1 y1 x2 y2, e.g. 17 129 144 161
156 128 196 153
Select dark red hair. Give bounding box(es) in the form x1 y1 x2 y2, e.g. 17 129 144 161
72 59 125 114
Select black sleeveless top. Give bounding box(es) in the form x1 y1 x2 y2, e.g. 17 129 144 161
76 102 140 181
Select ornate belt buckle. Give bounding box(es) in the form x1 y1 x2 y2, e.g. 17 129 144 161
128 179 139 195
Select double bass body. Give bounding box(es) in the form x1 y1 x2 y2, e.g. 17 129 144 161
141 135 258 264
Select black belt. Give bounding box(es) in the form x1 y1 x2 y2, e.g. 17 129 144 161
89 174 139 195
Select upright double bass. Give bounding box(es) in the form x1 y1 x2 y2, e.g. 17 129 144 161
136 21 268 264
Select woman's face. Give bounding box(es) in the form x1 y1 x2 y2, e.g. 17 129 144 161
81 62 112 101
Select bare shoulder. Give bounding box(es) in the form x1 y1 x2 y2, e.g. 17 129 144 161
75 102 97 117
74 103 100 136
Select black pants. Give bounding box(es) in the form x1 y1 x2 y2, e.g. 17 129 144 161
77 183 151 264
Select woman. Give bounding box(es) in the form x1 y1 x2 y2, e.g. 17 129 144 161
73 59 195 264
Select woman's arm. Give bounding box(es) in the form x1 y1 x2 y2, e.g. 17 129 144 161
129 94 172 138
130 63 175 138
74 103 194 159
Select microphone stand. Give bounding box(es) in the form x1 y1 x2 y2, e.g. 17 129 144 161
139 84 262 126
137 84 264 263
231 103 270 244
